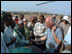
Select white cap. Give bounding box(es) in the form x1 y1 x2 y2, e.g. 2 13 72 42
53 15 56 17
18 20 23 24
63 16 69 22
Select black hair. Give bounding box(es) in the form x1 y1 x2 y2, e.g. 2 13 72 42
65 20 69 24
9 20 16 29
16 16 18 18
1 13 12 23
40 15 45 20
1 21 5 32
20 14 24 19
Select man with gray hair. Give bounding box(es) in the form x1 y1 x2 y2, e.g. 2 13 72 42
30 17 63 53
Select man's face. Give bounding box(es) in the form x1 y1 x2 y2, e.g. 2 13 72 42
45 18 54 28
39 17 44 23
23 20 27 26
63 20 66 24
45 19 50 28
20 14 24 19
16 16 18 20
18 24 23 29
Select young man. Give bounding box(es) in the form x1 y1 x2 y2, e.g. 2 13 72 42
34 15 46 38
1 21 9 53
2 13 16 52
57 16 63 26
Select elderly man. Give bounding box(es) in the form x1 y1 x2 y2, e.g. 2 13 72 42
2 13 16 52
31 17 63 53
23 18 30 40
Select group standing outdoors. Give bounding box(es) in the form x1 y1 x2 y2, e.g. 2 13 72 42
1 12 71 53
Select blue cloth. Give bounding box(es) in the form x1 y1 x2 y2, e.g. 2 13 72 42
45 28 63 49
1 32 9 53
11 47 36 53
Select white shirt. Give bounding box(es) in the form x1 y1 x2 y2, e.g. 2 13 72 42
34 22 46 36
64 26 71 45
1 32 9 53
4 26 15 52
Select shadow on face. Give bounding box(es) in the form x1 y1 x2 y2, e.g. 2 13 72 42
18 23 24 29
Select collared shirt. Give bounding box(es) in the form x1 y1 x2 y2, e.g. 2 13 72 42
4 26 15 52
13 30 29 45
1 32 9 53
45 28 63 49
24 26 30 40
34 22 46 36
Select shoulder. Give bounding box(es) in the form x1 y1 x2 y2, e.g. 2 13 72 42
35 22 40 26
55 27 62 34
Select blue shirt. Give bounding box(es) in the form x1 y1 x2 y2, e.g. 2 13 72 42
45 28 63 49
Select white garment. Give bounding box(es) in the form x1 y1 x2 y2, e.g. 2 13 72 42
1 32 9 53
4 26 15 52
64 26 71 45
34 22 46 36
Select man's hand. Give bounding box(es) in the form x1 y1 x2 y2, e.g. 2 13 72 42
52 26 56 35
52 26 56 32
29 39 35 44
30 39 36 42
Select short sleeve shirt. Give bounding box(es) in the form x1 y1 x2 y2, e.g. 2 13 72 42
45 27 63 49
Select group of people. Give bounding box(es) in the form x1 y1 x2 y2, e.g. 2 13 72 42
1 12 71 53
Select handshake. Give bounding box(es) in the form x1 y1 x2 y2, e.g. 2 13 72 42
29 39 42 44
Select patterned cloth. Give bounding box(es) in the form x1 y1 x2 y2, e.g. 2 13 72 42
34 22 46 37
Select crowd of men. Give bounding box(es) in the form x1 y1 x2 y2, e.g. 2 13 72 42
1 12 71 53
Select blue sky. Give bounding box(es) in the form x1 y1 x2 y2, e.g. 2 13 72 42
1 1 71 15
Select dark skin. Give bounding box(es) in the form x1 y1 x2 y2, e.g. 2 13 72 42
4 17 16 47
39 16 44 24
